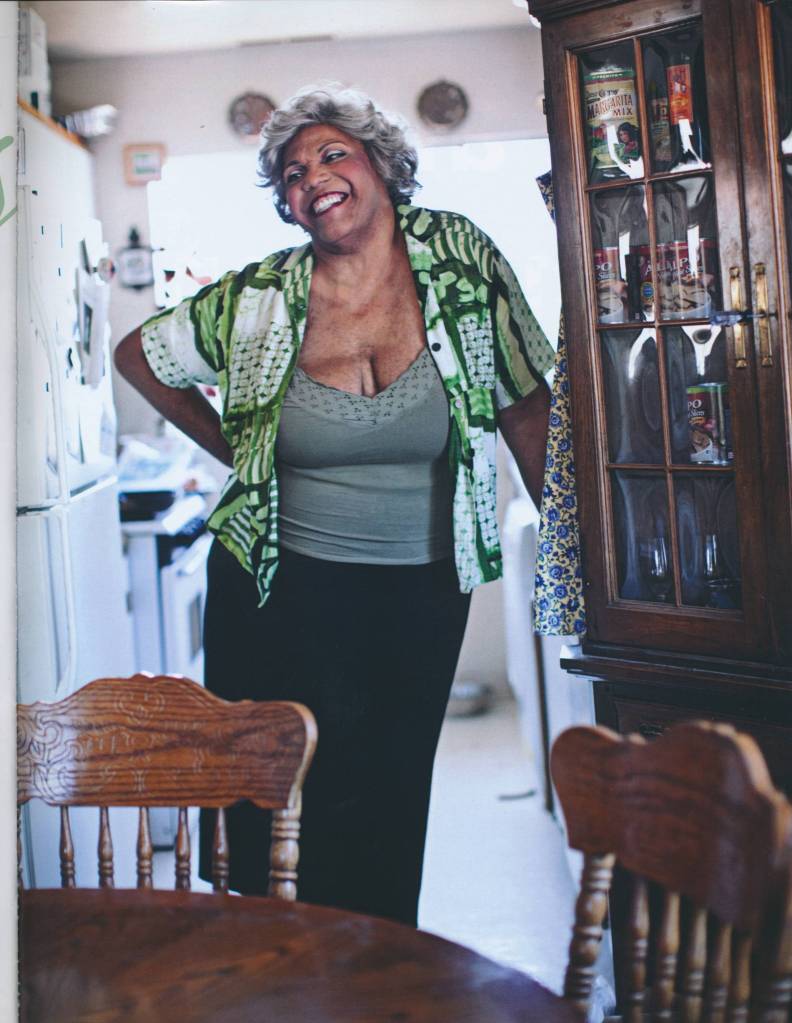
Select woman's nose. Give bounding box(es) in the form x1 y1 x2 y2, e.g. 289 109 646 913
302 164 329 191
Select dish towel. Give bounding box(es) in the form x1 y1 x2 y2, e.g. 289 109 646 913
533 170 587 637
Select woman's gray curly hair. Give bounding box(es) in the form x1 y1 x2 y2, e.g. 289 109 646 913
258 85 420 224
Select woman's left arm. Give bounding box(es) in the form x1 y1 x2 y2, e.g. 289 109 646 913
497 378 552 513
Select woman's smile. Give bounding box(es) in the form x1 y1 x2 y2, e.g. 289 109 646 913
310 191 349 216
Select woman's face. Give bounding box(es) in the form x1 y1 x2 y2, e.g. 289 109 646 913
282 124 392 248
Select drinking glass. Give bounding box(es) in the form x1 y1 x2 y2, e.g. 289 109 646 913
704 533 734 608
640 536 672 602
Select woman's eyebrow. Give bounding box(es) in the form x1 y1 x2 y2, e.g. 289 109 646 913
284 139 347 170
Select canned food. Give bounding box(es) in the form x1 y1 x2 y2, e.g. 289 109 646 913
657 238 718 319
583 64 639 178
594 246 626 322
687 382 730 464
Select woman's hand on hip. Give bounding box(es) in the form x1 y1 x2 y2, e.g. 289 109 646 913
114 327 233 468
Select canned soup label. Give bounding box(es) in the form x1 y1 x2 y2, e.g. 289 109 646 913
687 382 728 464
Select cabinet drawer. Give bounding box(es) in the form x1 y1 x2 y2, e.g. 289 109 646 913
613 697 792 796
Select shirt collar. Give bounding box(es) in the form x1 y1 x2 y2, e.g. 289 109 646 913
397 203 435 272
282 239 313 278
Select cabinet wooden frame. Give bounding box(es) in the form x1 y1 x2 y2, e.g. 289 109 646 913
731 0 792 663
536 0 781 661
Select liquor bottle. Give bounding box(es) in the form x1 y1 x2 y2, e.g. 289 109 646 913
666 30 709 170
666 43 694 130
643 29 710 173
642 42 673 172
648 78 673 169
621 187 651 321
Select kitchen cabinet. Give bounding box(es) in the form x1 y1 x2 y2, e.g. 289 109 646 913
528 0 792 792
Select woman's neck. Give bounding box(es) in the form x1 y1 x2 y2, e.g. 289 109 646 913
310 206 405 298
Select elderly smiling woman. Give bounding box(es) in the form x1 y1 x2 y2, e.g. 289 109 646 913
114 84 554 926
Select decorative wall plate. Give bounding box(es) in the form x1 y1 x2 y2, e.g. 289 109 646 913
416 80 469 132
228 92 276 142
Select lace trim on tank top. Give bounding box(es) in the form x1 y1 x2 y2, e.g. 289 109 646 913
286 348 440 425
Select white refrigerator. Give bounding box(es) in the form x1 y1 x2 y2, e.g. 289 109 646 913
17 108 138 888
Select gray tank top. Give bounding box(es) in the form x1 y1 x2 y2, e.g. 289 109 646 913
275 348 454 564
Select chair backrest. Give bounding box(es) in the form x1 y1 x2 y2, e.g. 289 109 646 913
18 674 317 899
551 721 792 1022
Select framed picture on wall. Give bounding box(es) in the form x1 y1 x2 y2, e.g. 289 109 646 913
123 143 166 185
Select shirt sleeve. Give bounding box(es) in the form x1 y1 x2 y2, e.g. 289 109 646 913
491 248 556 412
140 272 236 389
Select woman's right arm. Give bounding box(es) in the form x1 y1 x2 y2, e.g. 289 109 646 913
114 326 233 468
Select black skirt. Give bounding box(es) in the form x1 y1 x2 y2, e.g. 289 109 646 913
199 540 471 925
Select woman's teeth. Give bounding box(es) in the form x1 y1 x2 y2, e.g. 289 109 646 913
312 193 347 215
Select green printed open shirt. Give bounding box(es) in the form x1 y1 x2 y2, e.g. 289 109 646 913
141 204 556 606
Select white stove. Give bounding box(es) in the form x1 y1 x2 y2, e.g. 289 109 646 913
122 494 212 849
122 493 211 684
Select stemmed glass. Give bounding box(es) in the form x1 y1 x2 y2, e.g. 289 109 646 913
704 533 733 608
640 536 672 602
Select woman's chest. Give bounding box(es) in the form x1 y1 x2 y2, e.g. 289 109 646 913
298 285 429 397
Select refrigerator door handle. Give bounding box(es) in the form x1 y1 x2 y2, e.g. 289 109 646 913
52 504 78 694
19 184 70 507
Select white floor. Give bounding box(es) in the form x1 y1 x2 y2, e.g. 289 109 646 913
152 693 581 993
419 694 578 994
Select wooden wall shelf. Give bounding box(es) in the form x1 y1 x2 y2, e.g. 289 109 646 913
17 97 88 151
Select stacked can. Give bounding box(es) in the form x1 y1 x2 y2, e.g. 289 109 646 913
687 382 732 464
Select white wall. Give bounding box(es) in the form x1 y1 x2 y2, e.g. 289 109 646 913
48 24 550 694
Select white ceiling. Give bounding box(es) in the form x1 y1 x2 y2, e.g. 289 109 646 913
30 0 535 62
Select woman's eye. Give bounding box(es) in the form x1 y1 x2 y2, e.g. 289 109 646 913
285 170 303 185
323 150 346 162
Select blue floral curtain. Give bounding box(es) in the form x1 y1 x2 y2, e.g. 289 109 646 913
532 171 586 637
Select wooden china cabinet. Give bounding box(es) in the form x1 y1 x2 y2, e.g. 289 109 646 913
528 0 792 795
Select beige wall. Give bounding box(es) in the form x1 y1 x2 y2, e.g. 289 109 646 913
3 1 19 1006
48 24 548 693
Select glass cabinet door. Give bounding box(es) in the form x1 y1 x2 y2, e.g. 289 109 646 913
544 0 771 658
723 0 792 665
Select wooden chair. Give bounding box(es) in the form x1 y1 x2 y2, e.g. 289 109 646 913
551 721 792 1022
18 673 317 899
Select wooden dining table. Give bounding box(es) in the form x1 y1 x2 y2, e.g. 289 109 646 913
20 888 580 1023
